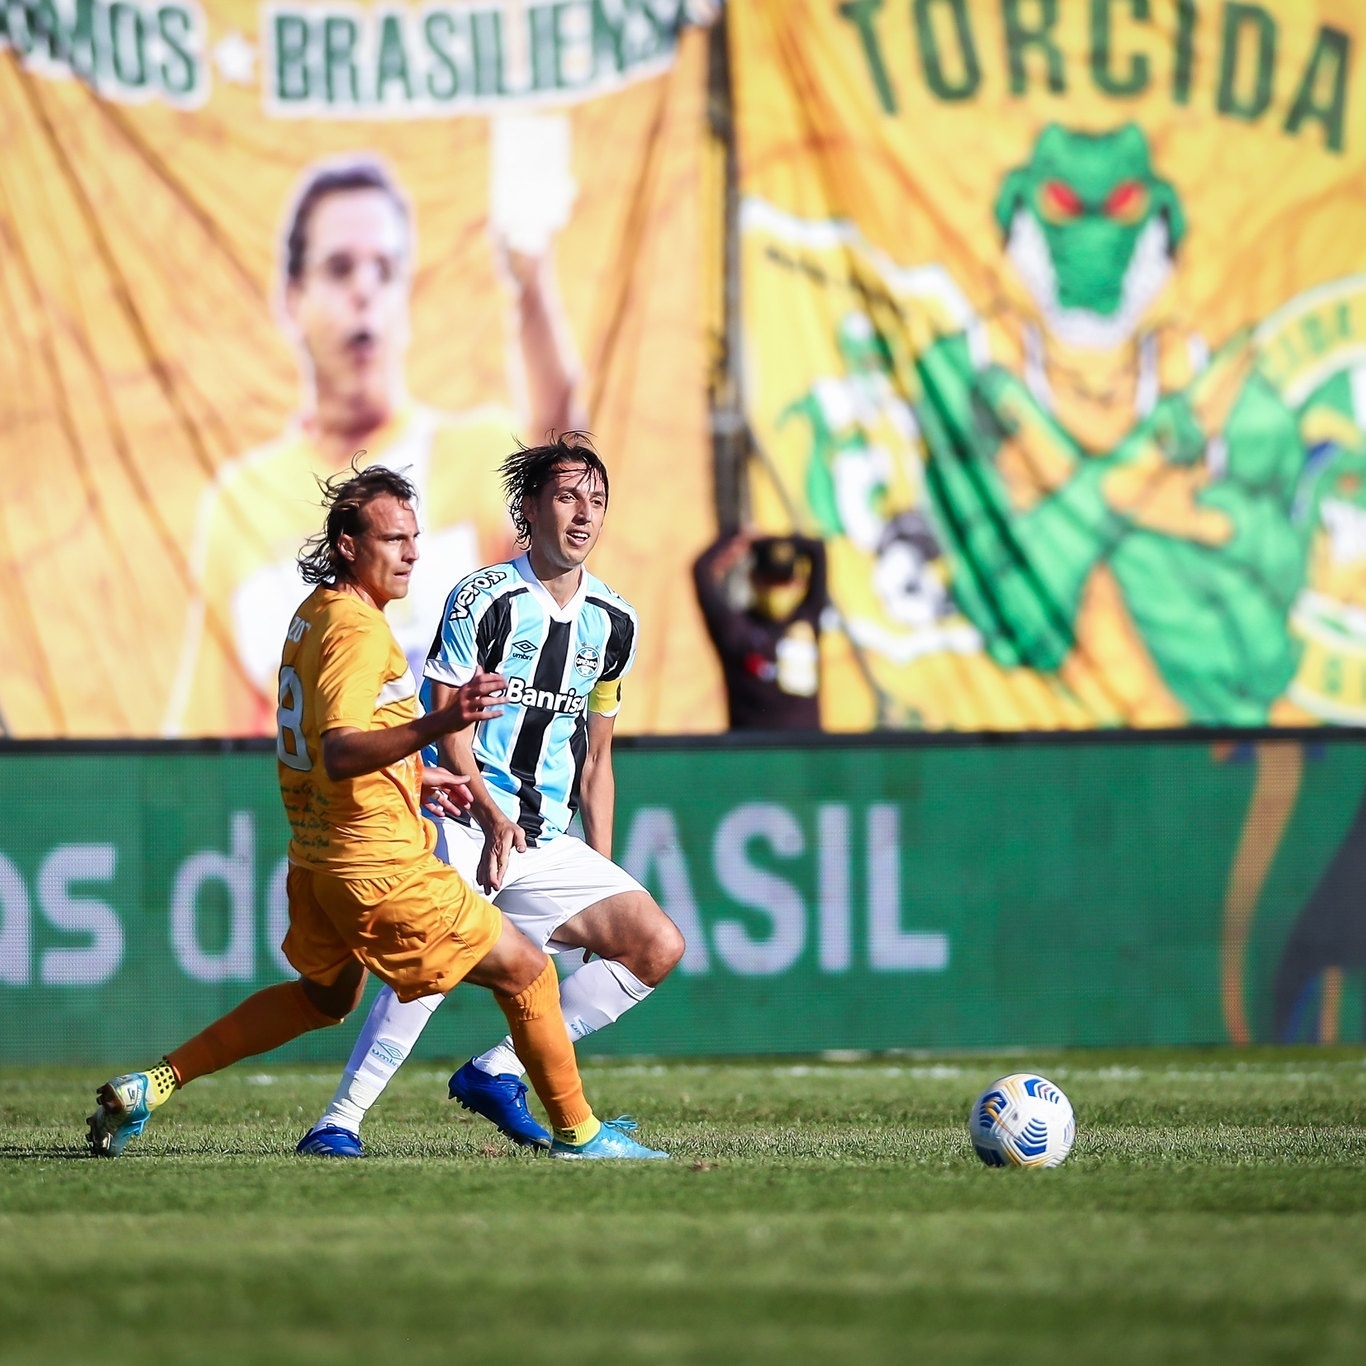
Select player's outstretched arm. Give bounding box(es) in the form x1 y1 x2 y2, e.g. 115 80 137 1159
320 671 507 781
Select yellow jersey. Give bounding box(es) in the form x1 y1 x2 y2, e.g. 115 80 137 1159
277 586 433 877
165 402 517 738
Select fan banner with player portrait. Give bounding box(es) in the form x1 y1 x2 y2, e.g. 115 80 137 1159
0 0 719 738
733 0 1366 731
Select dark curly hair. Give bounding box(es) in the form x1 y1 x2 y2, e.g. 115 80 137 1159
501 433 609 546
297 459 419 585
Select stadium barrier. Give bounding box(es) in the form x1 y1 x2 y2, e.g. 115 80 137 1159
1 731 1363 1064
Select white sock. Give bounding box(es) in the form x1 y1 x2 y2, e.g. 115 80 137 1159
471 958 653 1078
316 987 442 1134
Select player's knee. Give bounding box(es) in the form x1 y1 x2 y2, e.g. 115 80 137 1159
477 925 550 998
506 946 551 998
633 900 685 985
652 914 686 976
299 967 365 1024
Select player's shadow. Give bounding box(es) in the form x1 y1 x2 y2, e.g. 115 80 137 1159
0 1140 227 1159
0 1141 95 1160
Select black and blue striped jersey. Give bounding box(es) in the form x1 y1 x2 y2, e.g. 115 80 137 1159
421 554 638 845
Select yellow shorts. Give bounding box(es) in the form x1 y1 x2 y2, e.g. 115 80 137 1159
281 855 502 1003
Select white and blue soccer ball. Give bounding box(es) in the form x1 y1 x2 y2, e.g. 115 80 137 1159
969 1073 1075 1168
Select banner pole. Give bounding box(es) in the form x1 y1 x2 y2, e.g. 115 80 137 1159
706 6 747 535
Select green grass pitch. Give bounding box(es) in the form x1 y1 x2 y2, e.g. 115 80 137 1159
2 1048 1365 1365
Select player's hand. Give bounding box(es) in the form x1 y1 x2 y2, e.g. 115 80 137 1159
420 765 474 817
444 667 506 730
476 815 527 894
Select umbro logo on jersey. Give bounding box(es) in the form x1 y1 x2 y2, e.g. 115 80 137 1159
448 568 509 619
573 645 601 677
511 639 537 657
504 675 586 714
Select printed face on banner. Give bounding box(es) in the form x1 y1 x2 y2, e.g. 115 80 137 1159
737 0 1366 733
284 185 412 420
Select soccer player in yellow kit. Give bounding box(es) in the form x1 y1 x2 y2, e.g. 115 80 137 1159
163 155 585 737
88 464 666 1161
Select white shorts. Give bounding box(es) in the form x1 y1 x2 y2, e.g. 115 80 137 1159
432 816 646 952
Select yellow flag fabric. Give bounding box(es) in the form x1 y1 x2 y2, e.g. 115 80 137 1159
0 1 719 737
734 0 1366 730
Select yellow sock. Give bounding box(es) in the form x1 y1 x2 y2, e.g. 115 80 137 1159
142 1060 179 1109
553 1116 602 1147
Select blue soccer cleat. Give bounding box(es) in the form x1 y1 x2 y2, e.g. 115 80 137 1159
87 1071 159 1158
296 1124 365 1158
549 1116 669 1161
448 1060 552 1149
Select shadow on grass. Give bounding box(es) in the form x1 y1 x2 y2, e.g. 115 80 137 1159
0 1142 93 1160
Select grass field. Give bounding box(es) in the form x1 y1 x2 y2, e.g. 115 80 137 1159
3 1048 1365 1365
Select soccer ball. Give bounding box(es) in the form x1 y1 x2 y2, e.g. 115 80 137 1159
969 1073 1075 1168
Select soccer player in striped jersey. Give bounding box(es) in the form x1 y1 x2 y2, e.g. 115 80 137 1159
89 463 664 1161
302 435 685 1154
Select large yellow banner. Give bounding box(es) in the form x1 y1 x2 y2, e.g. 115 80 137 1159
735 0 1366 730
0 1 719 737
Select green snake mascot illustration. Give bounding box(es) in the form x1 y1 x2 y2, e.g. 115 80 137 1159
915 122 1366 725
